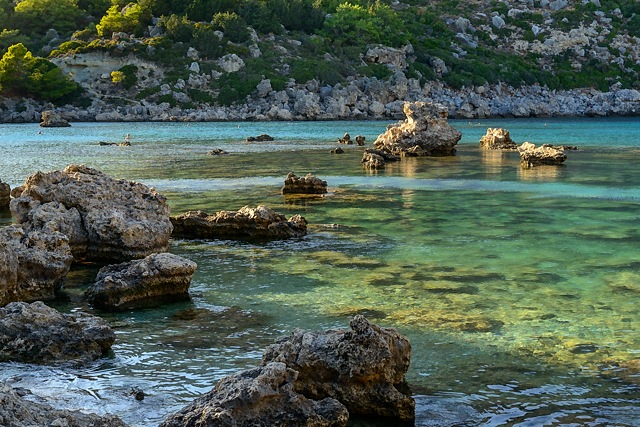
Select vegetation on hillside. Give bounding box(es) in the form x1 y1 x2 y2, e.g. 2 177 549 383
0 0 638 106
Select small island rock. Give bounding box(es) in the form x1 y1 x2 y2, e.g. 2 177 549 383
40 110 70 127
518 142 567 166
246 134 274 142
479 128 518 150
282 172 328 195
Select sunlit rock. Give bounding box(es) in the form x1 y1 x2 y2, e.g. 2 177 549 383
518 142 567 166
479 128 518 150
39 110 70 127
282 172 328 195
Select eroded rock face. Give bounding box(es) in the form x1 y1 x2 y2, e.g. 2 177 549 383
282 172 328 195
262 315 415 423
85 252 197 310
0 179 9 210
479 128 518 150
159 362 349 427
40 110 70 127
171 205 308 240
373 101 462 156
0 301 115 364
10 164 173 262
518 142 567 166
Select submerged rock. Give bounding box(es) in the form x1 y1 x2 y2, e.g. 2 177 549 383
160 362 348 427
171 205 307 240
262 315 415 423
373 101 462 156
40 110 70 127
282 172 328 195
479 128 517 150
518 142 567 166
10 164 173 262
0 179 9 210
0 301 115 364
85 252 197 310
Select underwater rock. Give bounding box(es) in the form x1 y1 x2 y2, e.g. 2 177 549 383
262 315 415 423
171 205 307 240
518 142 567 166
40 110 70 127
10 164 173 262
0 301 115 364
373 101 462 156
159 362 349 427
246 133 274 142
0 179 9 210
85 252 197 311
282 172 328 195
479 128 518 150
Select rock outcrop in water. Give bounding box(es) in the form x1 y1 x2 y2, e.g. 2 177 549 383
0 179 9 210
40 110 70 127
85 252 197 310
0 301 115 364
361 148 400 170
479 128 518 150
159 362 349 427
518 142 567 166
282 172 328 195
10 164 173 262
373 101 462 157
171 205 308 240
262 315 415 423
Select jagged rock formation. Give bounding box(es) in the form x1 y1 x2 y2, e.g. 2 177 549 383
338 132 352 144
282 172 328 195
159 362 349 427
373 101 462 156
262 315 415 423
361 148 400 170
10 164 173 262
479 128 518 150
85 253 197 311
518 142 568 166
0 301 115 364
171 205 307 240
39 110 70 127
0 383 128 427
0 179 9 210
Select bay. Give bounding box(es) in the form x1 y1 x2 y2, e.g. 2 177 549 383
0 117 639 426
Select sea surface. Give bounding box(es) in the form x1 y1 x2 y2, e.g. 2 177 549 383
0 117 639 426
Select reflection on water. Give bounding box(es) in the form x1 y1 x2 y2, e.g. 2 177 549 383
0 119 639 426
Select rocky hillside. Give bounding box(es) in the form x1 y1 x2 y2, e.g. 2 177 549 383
0 0 639 121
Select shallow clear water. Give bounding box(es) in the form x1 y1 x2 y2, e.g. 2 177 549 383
1 118 639 426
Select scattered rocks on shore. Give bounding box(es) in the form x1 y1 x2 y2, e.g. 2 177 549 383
39 110 70 127
0 179 9 210
479 128 518 150
171 205 308 240
518 142 568 166
0 301 115 364
282 172 328 195
85 252 197 310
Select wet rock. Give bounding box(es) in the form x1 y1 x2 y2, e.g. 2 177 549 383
0 382 128 427
171 205 307 240
355 135 366 146
338 132 352 144
262 315 415 423
10 164 173 262
0 301 115 364
518 142 567 166
246 134 274 142
206 148 229 155
0 179 9 210
374 102 462 156
159 362 349 427
479 128 517 150
361 148 400 169
282 172 328 195
98 141 131 147
40 110 70 127
85 252 197 311
330 147 344 154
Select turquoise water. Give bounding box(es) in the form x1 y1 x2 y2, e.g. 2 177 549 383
0 118 639 426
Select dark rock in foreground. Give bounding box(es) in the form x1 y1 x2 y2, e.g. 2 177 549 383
282 172 328 195
0 382 128 427
263 315 415 423
0 301 115 364
40 110 70 127
362 148 400 170
171 205 307 240
159 362 349 427
479 128 518 150
518 142 567 166
0 179 9 210
85 252 197 311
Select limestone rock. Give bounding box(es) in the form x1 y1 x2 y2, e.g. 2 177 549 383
10 164 173 262
40 110 70 127
361 148 400 170
262 315 415 422
171 205 307 240
246 134 274 142
364 45 407 70
338 132 351 144
0 301 115 364
85 252 197 311
159 362 348 427
518 142 568 166
355 135 366 146
0 179 9 210
218 54 245 73
282 172 328 195
373 102 462 156
479 128 518 150
0 383 128 427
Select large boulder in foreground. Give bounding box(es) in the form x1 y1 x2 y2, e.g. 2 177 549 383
0 179 9 210
171 205 307 240
479 128 518 150
160 362 348 427
0 301 115 364
282 172 328 195
518 142 567 166
374 101 462 156
85 252 197 310
262 315 415 423
10 164 173 262
0 383 128 427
